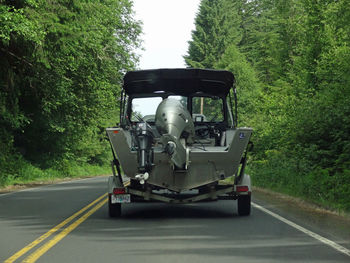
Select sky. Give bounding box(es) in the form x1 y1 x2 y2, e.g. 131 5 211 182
132 0 201 69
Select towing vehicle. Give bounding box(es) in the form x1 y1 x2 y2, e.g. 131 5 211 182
106 68 253 217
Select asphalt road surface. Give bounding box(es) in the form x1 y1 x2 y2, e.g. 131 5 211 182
1 176 350 263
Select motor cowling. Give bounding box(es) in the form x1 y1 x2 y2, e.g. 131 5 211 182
155 99 194 168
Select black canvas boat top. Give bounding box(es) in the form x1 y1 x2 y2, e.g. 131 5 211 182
123 68 235 97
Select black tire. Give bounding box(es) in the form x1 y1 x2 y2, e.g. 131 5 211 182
108 195 122 218
237 195 251 216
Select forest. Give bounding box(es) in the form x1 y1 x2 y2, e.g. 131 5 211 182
185 0 350 211
1 0 349 211
0 0 141 185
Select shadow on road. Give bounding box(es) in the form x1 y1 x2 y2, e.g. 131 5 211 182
120 203 235 219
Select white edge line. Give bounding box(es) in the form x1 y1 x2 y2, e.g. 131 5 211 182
0 176 109 198
252 202 350 257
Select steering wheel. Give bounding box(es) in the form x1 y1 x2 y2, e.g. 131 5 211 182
195 124 211 138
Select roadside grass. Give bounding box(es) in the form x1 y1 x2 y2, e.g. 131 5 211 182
249 159 350 215
0 161 110 190
220 154 350 216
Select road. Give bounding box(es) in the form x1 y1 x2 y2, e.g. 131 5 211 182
1 176 349 263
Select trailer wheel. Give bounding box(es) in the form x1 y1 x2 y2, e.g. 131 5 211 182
108 195 121 218
237 195 251 216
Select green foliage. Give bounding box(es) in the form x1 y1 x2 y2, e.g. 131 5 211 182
216 44 262 127
186 0 350 211
0 0 141 186
184 0 242 68
0 157 110 188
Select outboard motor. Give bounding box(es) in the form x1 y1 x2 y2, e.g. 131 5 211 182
155 98 195 169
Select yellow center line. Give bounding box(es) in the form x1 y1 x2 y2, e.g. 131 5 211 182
22 198 108 263
5 192 107 263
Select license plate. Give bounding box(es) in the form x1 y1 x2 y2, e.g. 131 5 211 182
111 194 131 204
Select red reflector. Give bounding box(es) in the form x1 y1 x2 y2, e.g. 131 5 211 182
236 186 249 192
113 130 119 134
113 188 125 195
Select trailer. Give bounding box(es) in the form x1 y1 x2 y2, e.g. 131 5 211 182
106 68 253 217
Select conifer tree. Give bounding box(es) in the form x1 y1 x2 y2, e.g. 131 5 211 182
184 0 242 68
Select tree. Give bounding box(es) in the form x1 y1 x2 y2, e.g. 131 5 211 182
184 0 242 68
0 0 141 182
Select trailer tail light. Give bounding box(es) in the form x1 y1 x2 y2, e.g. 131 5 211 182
113 188 126 195
236 186 249 192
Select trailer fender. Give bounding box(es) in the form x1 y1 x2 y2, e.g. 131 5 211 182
236 174 251 195
108 175 124 195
